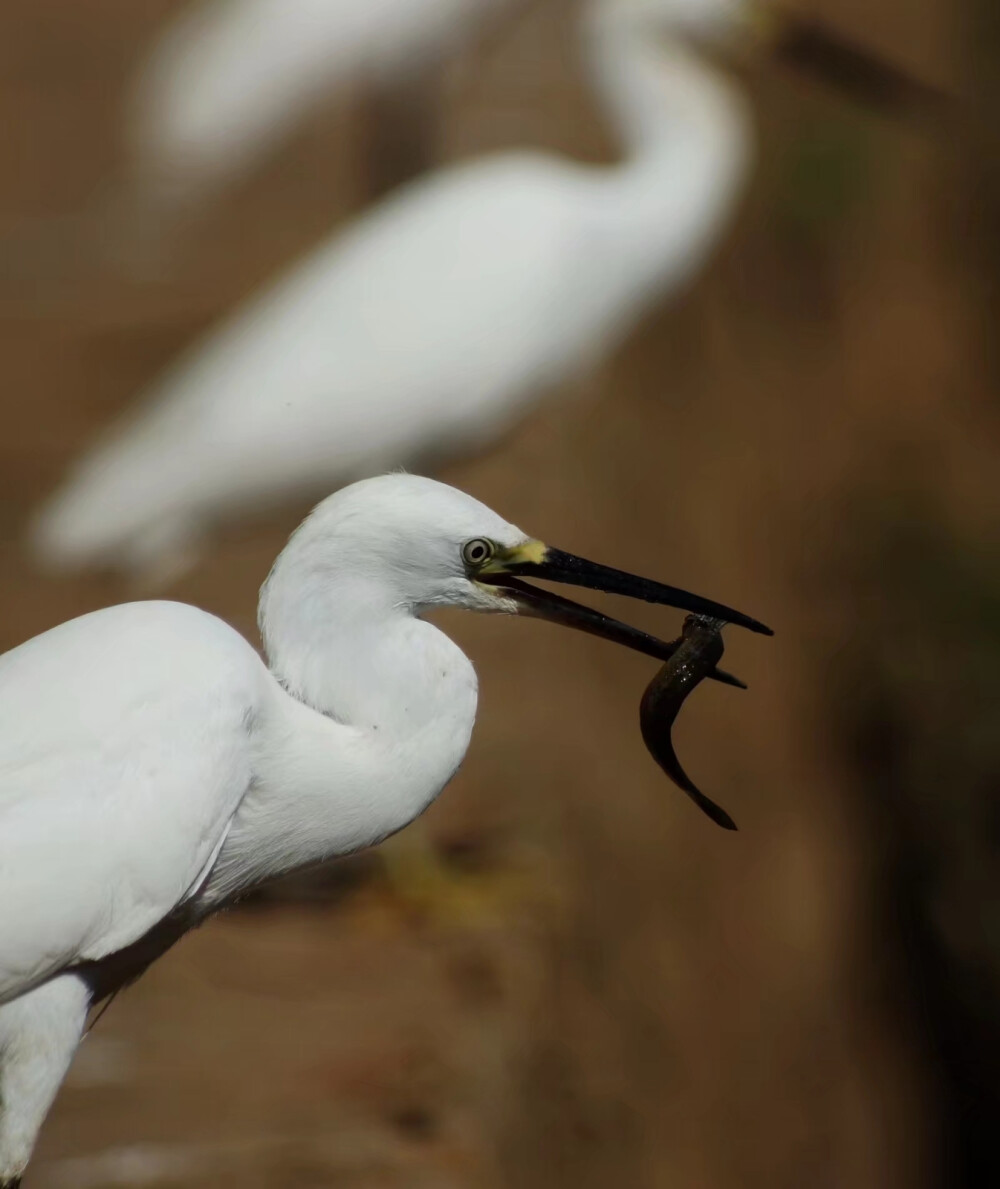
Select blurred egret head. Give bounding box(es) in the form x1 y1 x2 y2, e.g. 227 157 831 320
602 0 948 126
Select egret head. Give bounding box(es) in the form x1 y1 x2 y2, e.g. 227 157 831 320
263 474 527 616
262 475 770 671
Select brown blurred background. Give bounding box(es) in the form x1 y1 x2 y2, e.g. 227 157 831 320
1 0 998 1186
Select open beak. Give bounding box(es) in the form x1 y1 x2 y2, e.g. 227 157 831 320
763 8 948 126
478 540 771 686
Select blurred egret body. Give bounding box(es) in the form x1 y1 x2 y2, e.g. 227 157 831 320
126 0 508 215
0 474 770 1183
33 0 753 579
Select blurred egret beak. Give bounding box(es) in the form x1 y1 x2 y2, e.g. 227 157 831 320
765 7 948 126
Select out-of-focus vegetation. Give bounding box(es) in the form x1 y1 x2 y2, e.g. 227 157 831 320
834 498 1000 1186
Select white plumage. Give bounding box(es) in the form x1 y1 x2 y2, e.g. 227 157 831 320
0 600 275 997
32 0 753 578
126 0 506 212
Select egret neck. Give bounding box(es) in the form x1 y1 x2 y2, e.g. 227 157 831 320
583 0 752 296
204 546 477 905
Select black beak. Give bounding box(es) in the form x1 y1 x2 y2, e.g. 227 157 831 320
773 13 949 127
480 546 771 686
487 573 747 689
497 547 773 636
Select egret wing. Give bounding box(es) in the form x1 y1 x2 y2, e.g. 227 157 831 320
0 601 266 1001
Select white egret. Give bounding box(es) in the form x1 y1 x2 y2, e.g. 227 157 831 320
31 0 761 580
32 0 922 579
0 474 772 1184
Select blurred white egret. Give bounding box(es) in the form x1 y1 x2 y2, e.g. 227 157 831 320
125 0 510 217
0 474 771 1184
32 0 758 579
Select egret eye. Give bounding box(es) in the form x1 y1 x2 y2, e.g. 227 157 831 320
462 538 495 567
